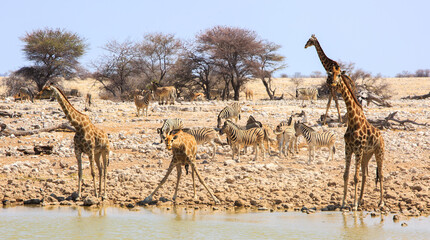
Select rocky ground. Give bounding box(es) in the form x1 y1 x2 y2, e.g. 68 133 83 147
0 82 429 217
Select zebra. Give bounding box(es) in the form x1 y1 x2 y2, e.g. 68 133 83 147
157 118 183 143
182 127 225 161
273 118 298 157
134 90 152 117
217 102 241 128
296 87 318 105
219 120 265 162
246 115 276 155
294 121 336 163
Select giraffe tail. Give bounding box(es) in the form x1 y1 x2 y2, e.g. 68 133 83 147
185 164 189 175
375 166 379 186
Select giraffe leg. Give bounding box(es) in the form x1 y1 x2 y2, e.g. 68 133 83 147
333 93 342 123
190 163 219 204
145 161 176 202
172 165 182 202
75 150 83 199
88 151 98 198
358 152 373 207
353 151 364 211
375 147 385 208
342 149 353 209
323 94 333 125
191 165 197 200
101 150 109 200
94 152 102 198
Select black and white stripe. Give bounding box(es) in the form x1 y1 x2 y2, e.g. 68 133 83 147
219 120 265 161
246 115 275 155
217 102 241 128
274 119 297 157
157 118 183 143
182 127 224 161
134 91 152 117
294 121 336 163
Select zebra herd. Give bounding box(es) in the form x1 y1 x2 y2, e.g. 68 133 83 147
158 101 337 164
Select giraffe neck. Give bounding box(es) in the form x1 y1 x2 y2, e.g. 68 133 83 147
52 87 89 130
338 75 366 128
312 39 338 72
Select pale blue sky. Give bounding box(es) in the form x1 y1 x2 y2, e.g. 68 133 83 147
1 0 429 77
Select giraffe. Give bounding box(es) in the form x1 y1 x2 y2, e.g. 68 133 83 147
37 84 110 199
327 66 384 211
144 130 219 204
305 34 343 124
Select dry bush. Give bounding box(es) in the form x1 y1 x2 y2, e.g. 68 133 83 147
3 74 36 96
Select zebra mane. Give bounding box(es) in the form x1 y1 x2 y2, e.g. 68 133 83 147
297 122 315 132
246 115 262 128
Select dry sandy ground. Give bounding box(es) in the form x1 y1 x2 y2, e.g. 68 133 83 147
0 77 429 217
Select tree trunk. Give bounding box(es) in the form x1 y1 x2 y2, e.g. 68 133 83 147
261 77 275 100
0 122 75 137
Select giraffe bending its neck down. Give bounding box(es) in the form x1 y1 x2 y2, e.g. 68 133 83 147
305 34 342 124
145 130 219 204
38 84 110 199
327 66 384 211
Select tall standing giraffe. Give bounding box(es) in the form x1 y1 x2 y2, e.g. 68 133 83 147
305 34 343 124
327 66 384 210
37 84 110 199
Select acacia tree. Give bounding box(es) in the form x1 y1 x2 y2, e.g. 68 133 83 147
16 28 86 91
253 41 286 100
197 26 264 100
92 40 138 97
135 33 182 86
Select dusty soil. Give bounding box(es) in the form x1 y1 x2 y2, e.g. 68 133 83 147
0 77 429 216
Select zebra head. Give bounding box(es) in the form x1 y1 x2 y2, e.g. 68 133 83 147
157 128 165 143
293 121 301 137
217 115 223 129
219 120 232 135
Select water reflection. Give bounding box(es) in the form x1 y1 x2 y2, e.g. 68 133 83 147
0 207 429 239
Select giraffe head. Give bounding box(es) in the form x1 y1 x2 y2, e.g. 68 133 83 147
35 84 55 99
326 65 342 88
164 130 182 150
304 34 317 49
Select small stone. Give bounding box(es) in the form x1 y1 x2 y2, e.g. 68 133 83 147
24 199 41 205
393 215 400 222
234 199 244 207
83 196 98 206
401 222 408 227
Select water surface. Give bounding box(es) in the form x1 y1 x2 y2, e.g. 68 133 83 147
1 206 429 239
